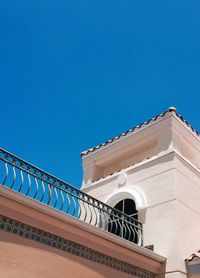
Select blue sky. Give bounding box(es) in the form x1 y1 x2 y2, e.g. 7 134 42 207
0 1 199 187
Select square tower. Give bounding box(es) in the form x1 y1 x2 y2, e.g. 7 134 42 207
81 108 200 278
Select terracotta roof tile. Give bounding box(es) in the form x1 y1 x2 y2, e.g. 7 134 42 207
81 107 199 157
185 250 200 262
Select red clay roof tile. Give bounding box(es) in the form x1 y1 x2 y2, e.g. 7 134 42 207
185 251 200 262
81 107 199 157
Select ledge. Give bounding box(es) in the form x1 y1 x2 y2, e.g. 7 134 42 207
0 186 165 274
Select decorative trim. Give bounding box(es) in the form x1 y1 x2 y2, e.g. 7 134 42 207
105 186 146 211
0 215 154 278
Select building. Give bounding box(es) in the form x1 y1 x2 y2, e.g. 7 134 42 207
0 107 199 277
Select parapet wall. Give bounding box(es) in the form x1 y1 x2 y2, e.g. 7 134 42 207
0 186 165 278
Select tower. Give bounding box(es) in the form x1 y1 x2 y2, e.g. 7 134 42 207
81 107 200 278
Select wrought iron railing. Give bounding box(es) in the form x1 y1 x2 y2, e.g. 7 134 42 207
0 147 143 245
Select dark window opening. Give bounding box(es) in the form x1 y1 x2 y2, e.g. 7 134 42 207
108 199 138 243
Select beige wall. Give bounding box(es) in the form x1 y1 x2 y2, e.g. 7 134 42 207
81 112 200 278
0 230 138 278
83 152 177 273
0 187 165 278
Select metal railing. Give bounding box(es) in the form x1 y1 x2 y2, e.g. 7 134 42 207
0 148 143 245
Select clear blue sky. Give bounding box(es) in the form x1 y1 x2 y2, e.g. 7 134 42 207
0 1 199 187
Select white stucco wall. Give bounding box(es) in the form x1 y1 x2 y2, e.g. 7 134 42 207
81 112 200 277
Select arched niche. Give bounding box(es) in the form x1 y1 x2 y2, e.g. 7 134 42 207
104 186 147 224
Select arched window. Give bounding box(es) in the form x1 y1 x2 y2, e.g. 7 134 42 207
108 198 138 243
114 199 138 219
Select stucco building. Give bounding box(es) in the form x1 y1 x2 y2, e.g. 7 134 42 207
0 107 199 277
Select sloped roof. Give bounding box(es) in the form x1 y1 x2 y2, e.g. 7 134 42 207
81 107 199 157
185 250 200 262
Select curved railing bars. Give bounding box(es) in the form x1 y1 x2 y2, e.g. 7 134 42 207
0 147 143 245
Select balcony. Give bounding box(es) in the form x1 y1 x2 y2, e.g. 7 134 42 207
0 147 143 246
